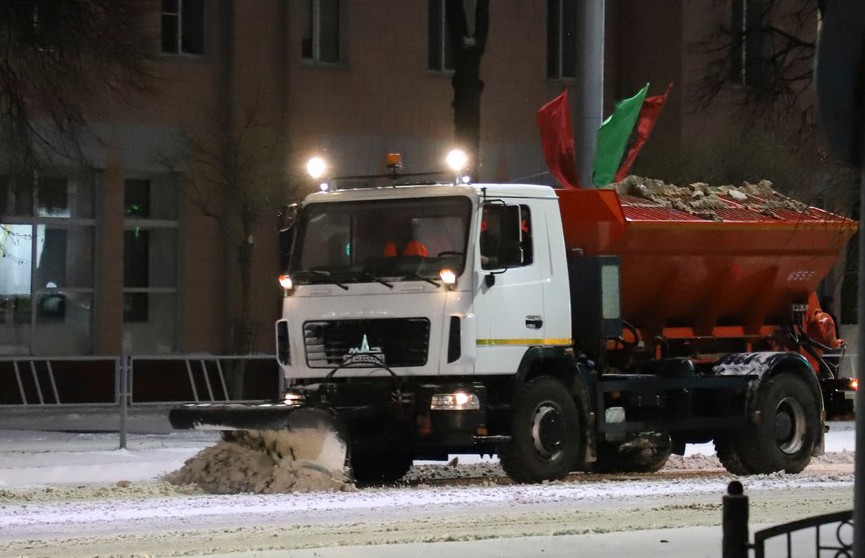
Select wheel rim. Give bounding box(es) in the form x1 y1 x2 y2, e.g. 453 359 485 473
774 396 806 454
530 402 565 460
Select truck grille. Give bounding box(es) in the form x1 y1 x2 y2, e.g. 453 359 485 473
303 318 430 368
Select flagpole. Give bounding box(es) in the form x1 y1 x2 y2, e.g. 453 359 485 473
572 0 604 188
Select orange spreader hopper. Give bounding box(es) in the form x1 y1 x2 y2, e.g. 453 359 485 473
556 184 857 341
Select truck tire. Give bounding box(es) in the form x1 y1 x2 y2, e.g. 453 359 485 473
594 432 672 473
499 376 581 483
350 449 413 486
738 372 820 474
714 438 754 476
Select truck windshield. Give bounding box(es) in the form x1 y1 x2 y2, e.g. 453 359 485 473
289 196 472 284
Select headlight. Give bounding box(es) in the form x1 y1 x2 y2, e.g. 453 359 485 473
430 391 480 411
439 268 457 289
278 274 294 295
283 391 306 405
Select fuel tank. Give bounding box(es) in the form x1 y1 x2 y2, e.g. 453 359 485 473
556 179 857 335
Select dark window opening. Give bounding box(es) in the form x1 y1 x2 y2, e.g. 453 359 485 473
302 0 342 64
125 179 151 218
162 0 204 55
428 0 455 72
731 0 770 87
547 0 577 79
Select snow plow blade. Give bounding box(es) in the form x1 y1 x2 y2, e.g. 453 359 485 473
169 402 349 474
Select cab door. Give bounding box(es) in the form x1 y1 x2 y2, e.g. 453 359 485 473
473 200 546 374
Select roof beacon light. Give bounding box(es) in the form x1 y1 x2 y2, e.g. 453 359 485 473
306 156 327 180
386 153 402 170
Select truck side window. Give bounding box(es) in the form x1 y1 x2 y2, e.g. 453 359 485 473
481 204 533 269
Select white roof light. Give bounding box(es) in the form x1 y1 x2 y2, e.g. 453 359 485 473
446 149 468 173
307 156 327 179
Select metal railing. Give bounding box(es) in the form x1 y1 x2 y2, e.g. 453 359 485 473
0 356 119 405
0 354 279 406
723 481 854 558
0 354 281 448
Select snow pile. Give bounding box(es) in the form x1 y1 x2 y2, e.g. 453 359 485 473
812 448 856 465
407 449 855 481
164 430 355 494
663 453 722 471
406 459 504 482
611 176 809 221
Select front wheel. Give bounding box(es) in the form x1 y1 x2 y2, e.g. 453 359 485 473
499 376 582 483
738 372 820 474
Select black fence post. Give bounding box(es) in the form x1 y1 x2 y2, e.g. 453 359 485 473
723 480 750 558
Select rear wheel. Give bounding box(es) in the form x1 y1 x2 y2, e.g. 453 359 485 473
738 373 819 474
499 376 581 483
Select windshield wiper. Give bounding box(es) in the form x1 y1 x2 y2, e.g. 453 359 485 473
401 272 441 288
292 270 349 290
349 270 393 289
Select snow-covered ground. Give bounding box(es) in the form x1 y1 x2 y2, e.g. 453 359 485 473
0 423 856 558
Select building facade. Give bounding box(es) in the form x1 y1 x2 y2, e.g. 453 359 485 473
0 0 824 358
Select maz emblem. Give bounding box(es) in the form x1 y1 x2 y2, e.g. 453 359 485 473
344 334 385 366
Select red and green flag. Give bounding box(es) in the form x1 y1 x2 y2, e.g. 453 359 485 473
614 82 674 182
536 89 581 189
536 83 672 188
592 83 649 186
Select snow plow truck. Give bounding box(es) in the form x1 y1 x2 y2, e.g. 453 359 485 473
170 151 858 484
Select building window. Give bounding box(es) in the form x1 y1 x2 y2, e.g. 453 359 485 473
123 178 179 354
731 0 769 87
428 0 454 72
0 173 95 355
302 0 342 64
16 1 64 46
161 0 204 55
547 0 577 79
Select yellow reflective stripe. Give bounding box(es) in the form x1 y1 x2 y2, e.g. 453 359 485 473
476 339 572 346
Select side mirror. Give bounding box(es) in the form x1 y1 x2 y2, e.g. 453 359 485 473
278 204 299 271
277 203 299 232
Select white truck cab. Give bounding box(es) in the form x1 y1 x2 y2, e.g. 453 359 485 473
277 183 572 383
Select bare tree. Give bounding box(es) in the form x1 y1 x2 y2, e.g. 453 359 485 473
679 0 859 208
182 99 283 353
678 0 858 322
162 96 285 396
695 0 821 134
0 0 155 175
